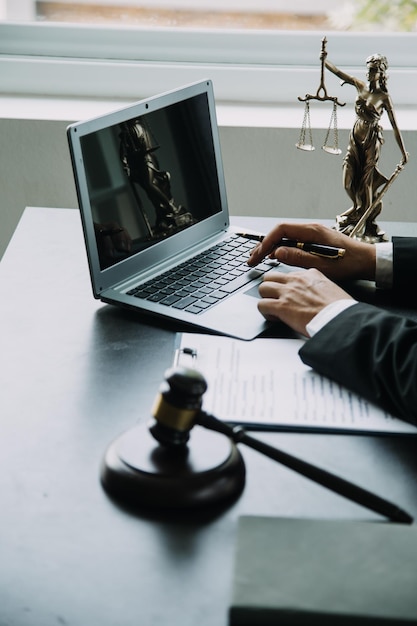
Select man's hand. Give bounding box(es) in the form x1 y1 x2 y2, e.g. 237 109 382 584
248 222 376 282
258 268 354 336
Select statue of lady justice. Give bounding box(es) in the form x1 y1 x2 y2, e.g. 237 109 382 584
324 50 409 242
119 117 194 238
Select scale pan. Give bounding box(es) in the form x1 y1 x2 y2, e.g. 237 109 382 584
322 146 342 155
296 143 315 152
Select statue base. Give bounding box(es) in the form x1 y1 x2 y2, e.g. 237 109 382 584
334 214 388 244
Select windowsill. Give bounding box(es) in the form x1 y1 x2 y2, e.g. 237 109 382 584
2 93 417 130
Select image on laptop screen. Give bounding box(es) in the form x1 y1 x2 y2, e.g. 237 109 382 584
79 92 223 270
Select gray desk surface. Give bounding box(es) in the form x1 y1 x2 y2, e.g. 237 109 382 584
1 207 417 626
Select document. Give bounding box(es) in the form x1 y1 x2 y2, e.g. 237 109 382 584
175 333 417 435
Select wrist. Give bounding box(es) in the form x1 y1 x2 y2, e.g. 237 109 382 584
363 243 377 281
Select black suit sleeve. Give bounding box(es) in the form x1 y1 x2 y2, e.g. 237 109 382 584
392 236 417 304
299 303 417 424
299 237 417 424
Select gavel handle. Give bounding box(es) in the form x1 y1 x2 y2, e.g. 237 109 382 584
196 411 413 524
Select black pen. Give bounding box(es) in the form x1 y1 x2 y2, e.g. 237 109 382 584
238 233 345 259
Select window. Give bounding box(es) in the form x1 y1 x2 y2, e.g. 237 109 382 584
5 0 417 31
2 0 335 29
1 1 417 105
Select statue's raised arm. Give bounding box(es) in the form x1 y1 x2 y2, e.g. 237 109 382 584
324 58 361 90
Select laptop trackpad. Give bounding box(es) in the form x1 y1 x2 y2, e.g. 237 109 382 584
244 283 262 299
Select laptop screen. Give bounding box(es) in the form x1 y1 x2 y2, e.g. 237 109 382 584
79 91 223 270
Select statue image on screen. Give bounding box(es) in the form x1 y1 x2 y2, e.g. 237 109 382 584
82 93 223 270
119 117 195 239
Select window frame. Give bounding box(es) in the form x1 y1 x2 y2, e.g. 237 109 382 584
1 22 417 104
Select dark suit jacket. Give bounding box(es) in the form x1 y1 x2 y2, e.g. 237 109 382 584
299 237 417 425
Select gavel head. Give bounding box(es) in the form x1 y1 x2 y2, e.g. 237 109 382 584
149 366 208 447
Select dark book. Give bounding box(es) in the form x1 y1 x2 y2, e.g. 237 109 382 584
229 516 417 625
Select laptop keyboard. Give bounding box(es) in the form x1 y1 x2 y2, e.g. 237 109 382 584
125 234 275 314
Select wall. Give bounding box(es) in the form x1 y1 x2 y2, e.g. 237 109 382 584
1 116 416 259
221 125 416 223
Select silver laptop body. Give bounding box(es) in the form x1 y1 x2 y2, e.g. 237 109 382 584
67 79 277 340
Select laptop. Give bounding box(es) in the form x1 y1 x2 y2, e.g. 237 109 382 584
67 79 279 340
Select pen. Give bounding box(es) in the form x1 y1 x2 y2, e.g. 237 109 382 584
238 233 345 259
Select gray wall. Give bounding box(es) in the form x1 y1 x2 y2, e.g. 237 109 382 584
1 117 416 259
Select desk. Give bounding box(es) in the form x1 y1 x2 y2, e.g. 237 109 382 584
1 207 417 626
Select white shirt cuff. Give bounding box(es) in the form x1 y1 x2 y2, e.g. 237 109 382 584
375 241 393 289
306 299 357 337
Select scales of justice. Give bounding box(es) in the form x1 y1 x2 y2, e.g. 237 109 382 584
296 37 409 243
